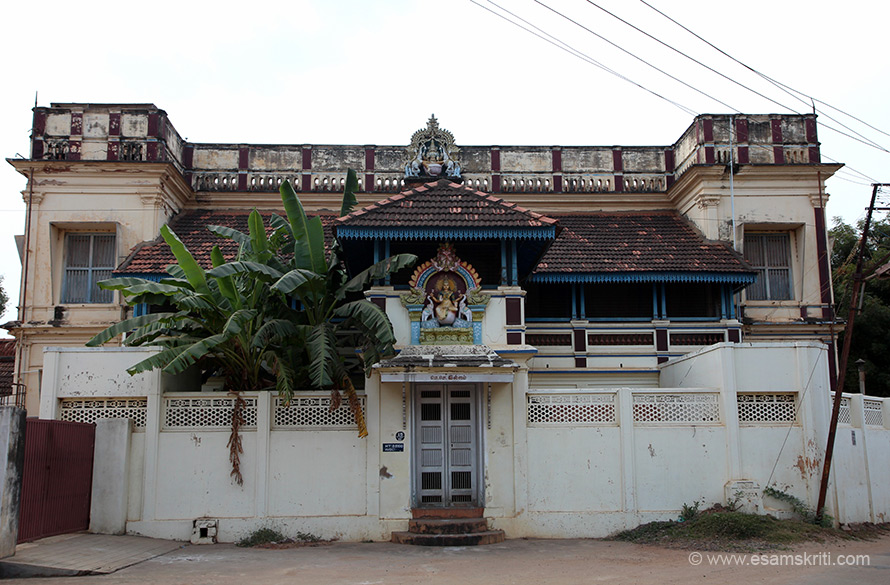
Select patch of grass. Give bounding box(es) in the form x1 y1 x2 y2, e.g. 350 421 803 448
680 500 701 522
237 528 290 548
293 531 321 543
687 512 824 542
610 508 842 552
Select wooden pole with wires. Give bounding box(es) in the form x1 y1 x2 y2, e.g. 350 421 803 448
815 183 887 521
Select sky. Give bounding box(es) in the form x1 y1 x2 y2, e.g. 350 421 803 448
2 0 889 325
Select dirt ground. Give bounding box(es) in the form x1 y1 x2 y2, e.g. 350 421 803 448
6 535 890 585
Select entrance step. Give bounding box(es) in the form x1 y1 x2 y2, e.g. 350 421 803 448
411 507 484 519
391 530 505 546
392 509 505 546
408 518 489 534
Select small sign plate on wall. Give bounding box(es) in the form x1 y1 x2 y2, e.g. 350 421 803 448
382 443 404 452
380 372 514 383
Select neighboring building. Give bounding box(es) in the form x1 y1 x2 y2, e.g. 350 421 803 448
10 103 886 543
0 340 15 405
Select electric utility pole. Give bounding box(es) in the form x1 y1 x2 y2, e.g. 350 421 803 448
816 183 889 521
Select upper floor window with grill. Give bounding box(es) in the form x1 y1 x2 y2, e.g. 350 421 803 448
63 234 116 303
744 233 792 300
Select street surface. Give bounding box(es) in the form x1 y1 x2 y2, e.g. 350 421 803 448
5 535 889 585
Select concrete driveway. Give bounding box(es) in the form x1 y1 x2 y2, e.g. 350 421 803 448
3 534 889 585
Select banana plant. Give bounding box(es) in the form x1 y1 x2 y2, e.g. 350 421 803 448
87 169 416 481
88 218 297 485
270 175 416 437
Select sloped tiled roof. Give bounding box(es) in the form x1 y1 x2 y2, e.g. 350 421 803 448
534 211 752 278
116 209 337 274
0 339 15 397
115 206 750 281
334 179 559 235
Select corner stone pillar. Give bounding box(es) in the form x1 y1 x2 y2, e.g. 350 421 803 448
0 407 26 558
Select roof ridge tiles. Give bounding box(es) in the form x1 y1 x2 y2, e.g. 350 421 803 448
334 179 560 232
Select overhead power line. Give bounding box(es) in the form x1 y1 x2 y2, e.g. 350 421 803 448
470 0 699 116
528 0 741 112
476 0 890 156
637 0 890 151
472 0 882 188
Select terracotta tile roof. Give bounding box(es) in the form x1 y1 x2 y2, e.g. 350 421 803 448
0 339 15 357
334 179 559 232
0 339 15 397
116 207 749 280
535 211 752 276
116 209 336 274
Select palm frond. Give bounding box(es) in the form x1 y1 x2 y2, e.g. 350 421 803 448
251 319 298 348
87 312 178 346
207 261 283 281
306 323 337 388
163 333 228 374
161 225 210 295
339 254 417 297
271 269 325 295
207 224 250 247
340 168 359 217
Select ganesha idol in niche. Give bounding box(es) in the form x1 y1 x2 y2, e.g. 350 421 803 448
422 274 472 327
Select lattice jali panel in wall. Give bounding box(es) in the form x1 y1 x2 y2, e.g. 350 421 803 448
864 399 884 427
163 396 258 430
737 393 797 424
273 395 365 429
838 397 852 425
527 393 617 426
59 398 148 429
632 393 720 424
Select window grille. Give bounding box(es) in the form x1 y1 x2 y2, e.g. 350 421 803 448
273 395 364 429
59 398 147 429
63 234 116 303
163 396 257 430
524 282 573 319
864 399 884 427
583 283 653 319
744 233 792 300
527 393 617 426
737 393 796 424
632 393 720 424
664 284 720 318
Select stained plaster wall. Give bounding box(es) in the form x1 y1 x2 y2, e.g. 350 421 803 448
10 161 189 413
672 167 830 324
659 342 834 515
38 342 890 540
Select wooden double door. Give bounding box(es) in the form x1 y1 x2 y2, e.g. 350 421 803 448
413 383 481 507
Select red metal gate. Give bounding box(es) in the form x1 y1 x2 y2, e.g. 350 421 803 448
18 418 95 543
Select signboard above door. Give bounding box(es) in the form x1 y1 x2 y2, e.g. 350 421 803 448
380 372 514 383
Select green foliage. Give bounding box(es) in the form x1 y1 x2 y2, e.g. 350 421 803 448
686 512 772 539
236 527 321 547
830 215 890 397
236 528 289 547
725 490 743 512
340 168 359 218
612 507 833 551
763 486 833 527
88 170 416 474
0 275 8 320
679 500 701 522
